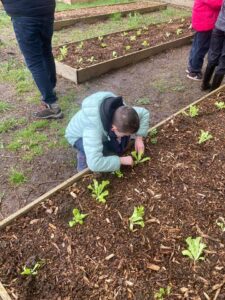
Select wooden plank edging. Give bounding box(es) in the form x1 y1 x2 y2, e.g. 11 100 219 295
55 34 193 83
54 3 167 30
0 282 11 300
0 84 224 300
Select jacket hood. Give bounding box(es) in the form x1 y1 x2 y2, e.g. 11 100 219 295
100 96 124 133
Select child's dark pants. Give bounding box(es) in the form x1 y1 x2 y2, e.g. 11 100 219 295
188 30 212 73
12 16 57 105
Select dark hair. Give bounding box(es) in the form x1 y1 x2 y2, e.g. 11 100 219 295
112 106 140 134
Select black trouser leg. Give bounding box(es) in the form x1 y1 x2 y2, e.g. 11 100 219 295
210 73 224 91
201 64 216 90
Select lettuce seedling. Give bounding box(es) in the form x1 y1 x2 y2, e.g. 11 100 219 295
215 101 225 110
131 151 150 165
125 45 131 51
100 42 107 48
149 128 158 144
142 40 149 47
77 42 84 49
130 35 136 41
77 57 83 64
198 130 213 144
121 31 128 36
21 261 43 276
98 36 103 41
129 206 145 231
136 29 142 36
216 217 225 232
87 56 95 63
69 208 88 227
182 237 206 261
176 28 183 35
154 285 172 300
88 179 109 203
112 51 118 58
165 32 171 38
112 170 124 178
184 105 199 117
57 45 68 61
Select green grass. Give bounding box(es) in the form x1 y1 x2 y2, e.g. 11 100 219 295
53 7 191 46
135 97 150 105
7 120 49 161
0 118 26 134
0 101 12 113
9 169 27 185
0 11 10 28
56 0 133 11
0 60 34 94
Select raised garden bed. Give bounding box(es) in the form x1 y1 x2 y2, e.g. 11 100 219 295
1 86 225 299
54 18 192 83
54 2 167 30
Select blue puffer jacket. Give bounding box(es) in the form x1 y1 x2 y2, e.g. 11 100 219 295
1 0 55 17
65 92 150 172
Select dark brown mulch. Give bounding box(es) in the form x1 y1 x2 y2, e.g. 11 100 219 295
53 18 192 69
55 2 162 20
0 90 225 300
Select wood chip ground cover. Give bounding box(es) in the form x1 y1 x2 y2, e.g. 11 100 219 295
55 2 162 20
53 18 191 68
0 90 225 299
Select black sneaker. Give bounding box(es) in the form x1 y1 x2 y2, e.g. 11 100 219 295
33 103 63 119
187 72 202 81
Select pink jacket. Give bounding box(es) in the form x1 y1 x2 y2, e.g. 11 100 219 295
192 0 222 31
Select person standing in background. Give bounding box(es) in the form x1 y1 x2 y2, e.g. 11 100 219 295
187 0 222 81
1 0 63 119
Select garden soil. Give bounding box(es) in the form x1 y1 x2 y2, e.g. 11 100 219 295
0 93 224 299
0 35 220 221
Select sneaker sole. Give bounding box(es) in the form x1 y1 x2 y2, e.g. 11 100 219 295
186 74 202 81
33 112 64 119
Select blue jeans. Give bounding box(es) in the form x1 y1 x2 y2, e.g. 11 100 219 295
188 31 212 73
12 16 57 104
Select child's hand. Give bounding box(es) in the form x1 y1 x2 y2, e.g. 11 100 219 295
135 136 145 154
120 156 134 166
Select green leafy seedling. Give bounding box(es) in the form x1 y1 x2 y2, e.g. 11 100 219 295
216 217 225 232
215 101 225 110
131 151 150 165
165 32 171 38
176 28 183 35
198 130 213 144
184 105 199 117
142 25 148 31
77 57 83 64
112 51 118 58
130 35 136 41
112 170 124 178
77 42 84 49
98 36 103 41
121 31 128 36
69 208 88 227
154 285 172 299
136 29 142 36
129 206 145 231
125 45 131 51
149 128 158 144
142 40 149 47
182 237 206 261
88 179 109 204
100 42 107 48
57 45 68 61
87 56 95 63
21 261 43 276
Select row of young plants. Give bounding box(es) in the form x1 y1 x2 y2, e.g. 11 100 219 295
17 99 225 298
54 17 191 68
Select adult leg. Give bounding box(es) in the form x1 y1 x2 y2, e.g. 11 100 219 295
211 33 225 91
11 16 62 119
41 17 57 90
202 29 224 90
